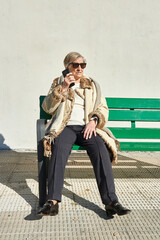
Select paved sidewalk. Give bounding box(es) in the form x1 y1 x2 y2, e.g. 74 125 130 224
0 150 160 240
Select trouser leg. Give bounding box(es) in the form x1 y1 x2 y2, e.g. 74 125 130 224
48 126 76 202
77 133 118 205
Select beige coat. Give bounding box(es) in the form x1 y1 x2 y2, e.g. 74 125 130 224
42 76 118 163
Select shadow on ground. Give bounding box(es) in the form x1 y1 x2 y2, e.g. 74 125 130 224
0 150 42 221
0 150 159 221
65 152 160 179
0 134 11 150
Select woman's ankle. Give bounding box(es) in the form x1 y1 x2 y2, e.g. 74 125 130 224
48 199 58 205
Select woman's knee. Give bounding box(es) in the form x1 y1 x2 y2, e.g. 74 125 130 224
85 134 108 155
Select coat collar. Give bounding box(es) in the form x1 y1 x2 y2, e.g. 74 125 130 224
55 76 93 101
80 77 93 89
57 75 93 89
68 77 93 101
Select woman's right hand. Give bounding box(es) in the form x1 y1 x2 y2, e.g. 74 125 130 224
62 73 75 93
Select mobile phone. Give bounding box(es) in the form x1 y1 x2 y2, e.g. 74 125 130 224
62 68 70 78
62 68 75 88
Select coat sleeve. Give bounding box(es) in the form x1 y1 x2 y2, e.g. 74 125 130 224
42 79 67 116
88 95 109 129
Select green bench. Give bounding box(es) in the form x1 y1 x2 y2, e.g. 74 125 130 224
37 96 160 206
39 96 160 151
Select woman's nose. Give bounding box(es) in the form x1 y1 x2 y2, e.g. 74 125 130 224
77 65 81 70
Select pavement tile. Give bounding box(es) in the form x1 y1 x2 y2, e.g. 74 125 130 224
0 150 160 240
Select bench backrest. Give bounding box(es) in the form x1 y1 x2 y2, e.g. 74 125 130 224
39 96 160 151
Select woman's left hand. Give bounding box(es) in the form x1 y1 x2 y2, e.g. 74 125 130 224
82 120 97 139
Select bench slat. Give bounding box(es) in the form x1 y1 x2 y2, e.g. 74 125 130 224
107 98 160 109
72 142 160 151
109 127 160 139
40 96 160 120
40 109 160 121
72 145 85 150
40 96 52 119
109 109 160 121
120 142 160 151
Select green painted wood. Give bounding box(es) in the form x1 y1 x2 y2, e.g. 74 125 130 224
109 109 160 121
131 121 136 128
72 145 85 150
106 98 160 109
119 142 160 151
72 142 160 151
73 142 160 151
40 96 52 119
39 96 160 151
40 96 160 121
109 127 160 139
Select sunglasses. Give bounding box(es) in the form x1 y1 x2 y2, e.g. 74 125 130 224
70 62 87 69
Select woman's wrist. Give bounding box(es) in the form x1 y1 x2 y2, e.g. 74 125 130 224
90 116 98 126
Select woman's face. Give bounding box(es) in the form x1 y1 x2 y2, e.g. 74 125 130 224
68 57 85 80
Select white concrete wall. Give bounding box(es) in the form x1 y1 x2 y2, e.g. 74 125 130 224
0 0 160 150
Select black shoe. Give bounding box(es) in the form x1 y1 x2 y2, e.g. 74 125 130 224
38 201 52 216
38 201 58 216
50 202 59 216
105 201 131 216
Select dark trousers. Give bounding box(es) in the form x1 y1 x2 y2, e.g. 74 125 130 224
48 125 118 205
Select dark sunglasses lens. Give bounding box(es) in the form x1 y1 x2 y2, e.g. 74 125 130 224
72 63 79 68
80 63 86 69
72 63 86 69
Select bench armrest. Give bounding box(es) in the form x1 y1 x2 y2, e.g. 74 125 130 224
37 119 46 143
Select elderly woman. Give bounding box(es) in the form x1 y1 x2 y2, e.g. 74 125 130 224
38 52 131 217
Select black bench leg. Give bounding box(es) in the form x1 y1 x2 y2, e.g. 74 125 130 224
37 140 47 207
37 119 47 207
